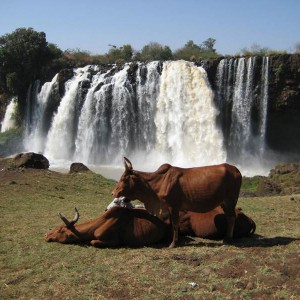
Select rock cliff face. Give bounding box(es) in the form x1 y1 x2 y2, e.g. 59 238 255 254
202 54 300 158
267 54 300 155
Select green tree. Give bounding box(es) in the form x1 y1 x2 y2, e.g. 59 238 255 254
174 40 201 60
174 38 218 60
0 27 62 103
201 38 216 53
106 44 134 63
139 42 173 61
121 44 134 61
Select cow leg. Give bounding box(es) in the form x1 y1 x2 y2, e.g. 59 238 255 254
90 239 119 248
222 205 236 244
169 209 179 248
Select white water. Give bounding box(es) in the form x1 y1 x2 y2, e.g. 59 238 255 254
31 61 225 171
136 61 161 152
74 71 110 163
74 64 137 164
215 56 272 175
259 56 269 155
1 97 18 132
45 66 93 160
155 60 226 166
24 74 58 152
20 59 272 177
230 57 255 155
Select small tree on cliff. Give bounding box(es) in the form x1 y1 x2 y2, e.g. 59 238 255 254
138 42 173 61
0 27 62 114
201 38 216 53
106 44 134 63
174 38 218 61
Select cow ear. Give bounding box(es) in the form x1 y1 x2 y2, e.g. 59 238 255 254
124 157 133 173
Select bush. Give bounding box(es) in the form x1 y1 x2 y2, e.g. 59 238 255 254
174 39 218 61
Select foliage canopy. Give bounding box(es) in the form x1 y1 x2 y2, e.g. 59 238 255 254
0 28 62 99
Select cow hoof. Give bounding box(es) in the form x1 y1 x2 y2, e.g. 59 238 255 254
168 242 176 248
223 238 233 245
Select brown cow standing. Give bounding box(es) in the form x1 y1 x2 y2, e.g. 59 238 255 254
45 206 170 247
112 157 242 248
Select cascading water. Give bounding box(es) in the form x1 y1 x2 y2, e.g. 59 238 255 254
21 58 270 176
74 71 111 163
74 63 157 165
135 61 161 152
1 97 18 132
229 57 255 157
155 60 226 165
215 56 270 174
44 66 94 160
24 74 58 152
25 60 225 170
259 56 269 156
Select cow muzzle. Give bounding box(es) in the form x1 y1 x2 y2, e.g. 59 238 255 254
111 189 121 198
44 233 52 242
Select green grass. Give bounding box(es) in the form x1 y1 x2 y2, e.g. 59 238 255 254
241 176 263 192
0 165 300 299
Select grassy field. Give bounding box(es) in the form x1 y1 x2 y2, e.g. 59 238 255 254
0 163 299 299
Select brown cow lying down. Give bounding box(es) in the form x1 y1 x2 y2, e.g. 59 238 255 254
45 206 170 247
178 207 256 239
45 204 256 248
106 198 256 239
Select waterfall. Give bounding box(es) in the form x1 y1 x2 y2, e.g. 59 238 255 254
24 74 58 152
44 66 94 160
24 81 41 137
1 97 18 132
135 61 161 152
32 60 225 169
215 56 270 174
155 60 226 165
74 71 110 164
22 58 271 176
74 61 162 165
229 57 255 157
215 58 234 140
259 56 269 155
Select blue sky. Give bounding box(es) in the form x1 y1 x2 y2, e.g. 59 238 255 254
1 0 299 55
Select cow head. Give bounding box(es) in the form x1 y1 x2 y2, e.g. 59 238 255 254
45 208 80 243
112 157 143 200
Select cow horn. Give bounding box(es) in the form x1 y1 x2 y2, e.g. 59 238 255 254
59 213 71 226
124 157 133 172
59 207 80 226
72 207 80 224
